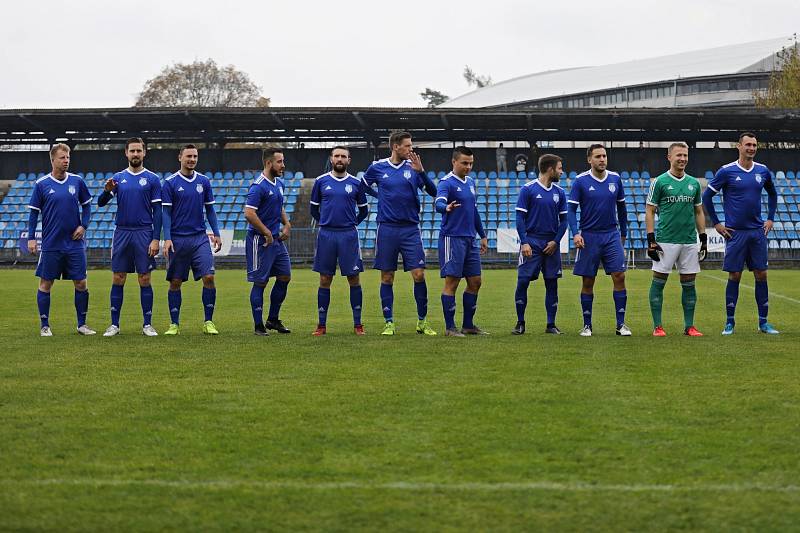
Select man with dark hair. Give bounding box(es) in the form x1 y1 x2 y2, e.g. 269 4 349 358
512 154 567 335
161 144 223 335
244 147 292 336
361 131 438 336
702 132 779 335
27 143 95 336
435 146 488 336
310 146 370 335
97 137 162 337
568 144 631 337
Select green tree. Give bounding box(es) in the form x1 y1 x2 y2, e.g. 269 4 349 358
135 59 269 107
419 88 449 108
754 42 800 108
463 65 492 88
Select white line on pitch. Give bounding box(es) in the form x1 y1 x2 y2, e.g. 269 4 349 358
1 478 798 493
700 273 800 305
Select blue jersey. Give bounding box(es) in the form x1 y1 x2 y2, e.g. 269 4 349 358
245 173 284 237
162 171 215 237
708 161 773 230
109 168 162 229
516 179 567 239
436 173 485 238
568 170 626 232
362 158 427 225
28 173 92 252
310 172 368 229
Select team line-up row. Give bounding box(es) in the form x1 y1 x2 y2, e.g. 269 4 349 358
26 132 780 338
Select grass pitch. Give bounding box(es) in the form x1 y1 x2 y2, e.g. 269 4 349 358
1 267 798 531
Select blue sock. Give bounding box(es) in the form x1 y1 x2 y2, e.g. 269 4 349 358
380 282 394 322
544 278 559 326
613 289 627 328
110 284 124 327
755 280 769 326
580 293 593 327
250 284 265 327
462 291 478 329
318 287 330 326
350 285 363 326
413 280 428 320
168 289 181 325
37 290 50 327
441 294 456 330
75 289 89 327
202 287 216 322
268 280 289 322
725 280 740 326
140 285 154 326
514 278 530 323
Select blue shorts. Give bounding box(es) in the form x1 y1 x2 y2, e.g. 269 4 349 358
518 236 563 281
111 228 156 274
723 228 768 272
35 248 87 281
374 223 426 272
438 235 481 279
313 227 363 277
246 233 292 283
573 230 626 277
166 233 215 282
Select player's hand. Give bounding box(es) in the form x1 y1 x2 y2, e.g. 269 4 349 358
212 235 222 253
714 223 734 239
520 242 533 258
479 237 488 255
162 239 174 258
573 234 585 249
278 223 291 241
104 178 117 192
698 233 708 263
446 201 461 212
409 151 424 173
71 226 85 240
647 232 663 261
620 235 626 248
148 239 160 257
262 232 274 246
543 241 558 256
763 219 773 236
27 239 38 254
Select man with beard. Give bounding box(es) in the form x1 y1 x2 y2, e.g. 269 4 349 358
97 137 162 337
360 131 437 336
512 154 568 335
310 146 370 335
244 147 293 336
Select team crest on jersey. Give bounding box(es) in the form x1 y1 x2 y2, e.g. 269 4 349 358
688 184 694 191
553 193 559 203
608 183 616 193
196 184 204 194
139 177 148 187
755 174 762 183
68 185 76 195
403 170 412 179
345 184 353 194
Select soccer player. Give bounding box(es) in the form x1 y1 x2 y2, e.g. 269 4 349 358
435 146 488 337
244 147 292 336
310 146 370 335
361 131 438 336
512 154 568 335
161 144 222 335
567 144 631 337
27 143 95 336
97 137 161 337
645 142 707 337
702 132 779 335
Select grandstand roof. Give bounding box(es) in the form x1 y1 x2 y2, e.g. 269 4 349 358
1 106 800 144
442 37 797 108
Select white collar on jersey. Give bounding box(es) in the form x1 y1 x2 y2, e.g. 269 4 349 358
178 170 197 182
589 170 608 183
258 173 277 186
126 167 149 176
386 157 407 170
327 172 353 182
536 177 554 191
446 172 468 184
667 171 687 181
734 161 756 172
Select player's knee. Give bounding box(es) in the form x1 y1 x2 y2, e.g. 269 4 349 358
39 279 53 292
74 279 88 291
202 275 215 288
466 277 482 292
347 275 360 287
581 277 595 291
728 272 742 282
113 272 127 285
381 271 394 284
410 269 425 283
169 279 183 291
754 270 767 281
319 275 333 288
276 275 291 283
138 273 151 287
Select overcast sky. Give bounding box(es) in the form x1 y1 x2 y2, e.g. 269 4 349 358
1 0 797 109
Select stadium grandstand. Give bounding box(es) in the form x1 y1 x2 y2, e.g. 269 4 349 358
441 37 799 109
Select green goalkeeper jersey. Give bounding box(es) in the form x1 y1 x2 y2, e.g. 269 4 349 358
646 171 702 244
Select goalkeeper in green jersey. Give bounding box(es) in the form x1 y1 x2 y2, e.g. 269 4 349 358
645 142 708 337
